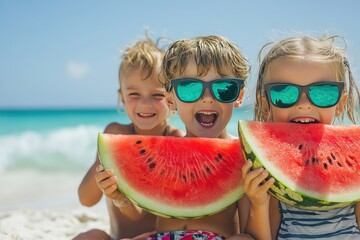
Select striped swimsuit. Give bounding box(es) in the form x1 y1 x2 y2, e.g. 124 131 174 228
278 202 360 239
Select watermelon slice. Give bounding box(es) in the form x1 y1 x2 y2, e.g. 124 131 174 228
238 120 360 210
97 134 245 218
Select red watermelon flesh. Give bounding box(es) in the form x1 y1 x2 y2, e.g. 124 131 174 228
239 120 360 210
98 134 245 218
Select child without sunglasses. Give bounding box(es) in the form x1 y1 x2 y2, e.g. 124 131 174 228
242 35 360 239
155 35 253 239
74 35 183 240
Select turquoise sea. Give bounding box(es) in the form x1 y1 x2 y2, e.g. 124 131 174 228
0 106 254 174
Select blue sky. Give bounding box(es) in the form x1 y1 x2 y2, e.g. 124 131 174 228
1 1 360 109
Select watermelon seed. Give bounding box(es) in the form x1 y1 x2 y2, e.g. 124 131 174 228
331 153 336 160
323 162 328 169
337 162 343 167
218 153 223 159
136 140 142 144
305 160 309 166
311 157 318 164
327 156 333 165
190 172 195 180
206 167 212 174
140 149 146 154
149 163 156 171
346 160 353 168
182 175 187 183
146 158 153 163
298 144 303 150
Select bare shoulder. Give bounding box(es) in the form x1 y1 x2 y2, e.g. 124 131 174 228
104 122 134 135
166 125 185 137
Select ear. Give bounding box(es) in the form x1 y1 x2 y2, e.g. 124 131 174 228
165 91 177 111
118 89 125 104
335 92 348 117
257 93 270 120
234 88 245 108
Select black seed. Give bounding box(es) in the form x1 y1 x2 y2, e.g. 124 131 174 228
305 160 309 166
323 163 328 169
346 160 353 168
298 144 303 150
312 157 317 163
140 149 146 154
206 167 211 174
331 153 336 160
149 163 156 171
182 175 187 183
136 140 142 144
146 158 153 163
190 172 195 180
337 162 343 167
327 156 333 165
218 153 223 159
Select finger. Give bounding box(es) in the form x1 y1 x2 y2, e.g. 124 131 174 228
258 177 275 192
95 168 115 182
250 169 270 187
96 164 104 173
103 184 119 197
99 176 118 190
243 167 265 186
241 160 253 177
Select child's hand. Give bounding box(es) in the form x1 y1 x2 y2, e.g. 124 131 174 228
95 164 124 200
242 160 274 207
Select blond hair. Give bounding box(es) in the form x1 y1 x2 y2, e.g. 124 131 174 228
160 35 250 90
255 35 360 123
119 34 165 87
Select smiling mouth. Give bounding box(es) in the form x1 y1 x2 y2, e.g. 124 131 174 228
291 118 320 124
137 113 156 118
195 111 218 127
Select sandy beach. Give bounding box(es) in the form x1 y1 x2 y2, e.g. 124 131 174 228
0 171 109 240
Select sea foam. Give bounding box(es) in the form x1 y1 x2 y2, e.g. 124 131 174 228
0 125 101 173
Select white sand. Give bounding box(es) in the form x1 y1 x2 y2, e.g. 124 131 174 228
0 170 109 240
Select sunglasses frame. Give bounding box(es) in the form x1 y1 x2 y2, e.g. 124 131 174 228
169 78 245 103
264 81 345 108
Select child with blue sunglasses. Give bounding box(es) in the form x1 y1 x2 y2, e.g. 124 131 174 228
242 35 360 239
160 35 253 239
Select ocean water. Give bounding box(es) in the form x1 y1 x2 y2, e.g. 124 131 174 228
0 106 254 174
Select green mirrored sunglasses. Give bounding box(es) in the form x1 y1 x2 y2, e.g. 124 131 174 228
169 78 245 103
264 81 345 108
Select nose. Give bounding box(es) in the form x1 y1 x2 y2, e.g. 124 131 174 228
201 88 214 103
296 92 312 109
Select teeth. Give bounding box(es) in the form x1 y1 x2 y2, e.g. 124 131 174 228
138 113 155 117
200 122 214 127
198 111 217 115
293 119 316 123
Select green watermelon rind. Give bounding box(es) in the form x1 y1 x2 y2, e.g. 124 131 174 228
238 121 356 211
97 133 244 219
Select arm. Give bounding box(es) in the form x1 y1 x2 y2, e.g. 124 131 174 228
78 154 103 206
269 197 281 240
96 164 146 221
242 160 274 240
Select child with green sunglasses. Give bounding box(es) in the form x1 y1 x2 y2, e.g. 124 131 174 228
242 35 360 239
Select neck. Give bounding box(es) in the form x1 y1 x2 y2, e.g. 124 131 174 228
132 122 168 136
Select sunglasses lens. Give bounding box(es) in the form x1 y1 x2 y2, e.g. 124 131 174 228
176 81 203 102
309 84 340 107
212 80 240 102
270 85 299 108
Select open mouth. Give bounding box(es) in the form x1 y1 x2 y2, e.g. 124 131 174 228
137 113 156 118
290 118 320 124
195 111 218 127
